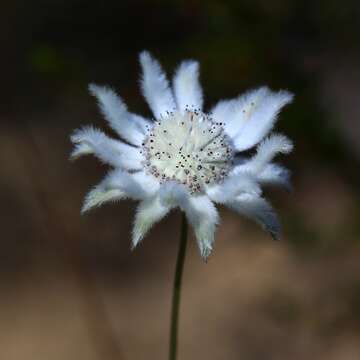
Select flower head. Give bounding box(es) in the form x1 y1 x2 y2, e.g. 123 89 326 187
71 51 294 259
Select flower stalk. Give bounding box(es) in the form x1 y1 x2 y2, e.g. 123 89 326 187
169 213 188 360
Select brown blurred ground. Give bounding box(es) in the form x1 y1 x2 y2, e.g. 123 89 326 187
1 1 360 359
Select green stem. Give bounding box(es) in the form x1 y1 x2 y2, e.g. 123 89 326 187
169 212 188 360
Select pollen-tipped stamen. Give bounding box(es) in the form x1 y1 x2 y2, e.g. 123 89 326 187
142 109 234 193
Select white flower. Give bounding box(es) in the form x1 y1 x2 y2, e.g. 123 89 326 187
70 51 294 259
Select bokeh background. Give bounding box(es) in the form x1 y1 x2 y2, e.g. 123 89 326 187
1 1 360 359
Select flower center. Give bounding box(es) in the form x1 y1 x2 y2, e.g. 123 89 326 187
142 110 234 193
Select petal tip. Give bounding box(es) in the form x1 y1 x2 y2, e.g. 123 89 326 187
270 231 280 241
88 83 103 96
139 50 152 64
131 233 143 250
200 244 213 261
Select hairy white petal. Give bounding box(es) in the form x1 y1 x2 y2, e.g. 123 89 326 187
82 187 126 214
139 51 176 119
88 84 151 146
70 142 93 160
82 169 158 212
131 171 160 198
247 134 293 173
180 195 219 259
231 134 293 177
104 169 159 200
232 158 292 190
232 90 293 151
211 87 293 151
129 113 153 136
158 181 188 207
212 87 270 137
230 159 252 176
71 126 143 170
206 173 261 204
173 60 203 112
158 183 219 258
257 163 291 190
226 193 280 239
81 169 155 214
132 196 172 248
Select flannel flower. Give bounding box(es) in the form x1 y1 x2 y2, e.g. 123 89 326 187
71 51 294 259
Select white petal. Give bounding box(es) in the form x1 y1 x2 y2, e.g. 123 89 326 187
257 163 291 190
231 134 293 176
129 113 153 138
71 126 143 170
246 134 293 173
226 193 280 239
89 84 151 146
103 169 159 201
173 60 203 112
131 171 160 198
81 170 160 214
139 51 176 119
211 87 293 151
158 181 188 207
232 90 293 151
181 195 219 259
157 184 219 258
232 158 292 190
132 196 172 248
70 142 93 160
211 87 269 137
206 173 261 204
82 183 126 214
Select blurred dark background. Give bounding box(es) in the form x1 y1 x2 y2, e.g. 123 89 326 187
1 1 360 359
